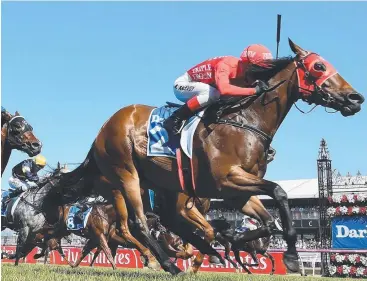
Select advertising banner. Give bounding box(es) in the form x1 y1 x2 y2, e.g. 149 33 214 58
332 216 367 249
1 246 286 274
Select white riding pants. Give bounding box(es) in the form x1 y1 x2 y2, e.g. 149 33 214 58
8 176 37 193
173 72 221 107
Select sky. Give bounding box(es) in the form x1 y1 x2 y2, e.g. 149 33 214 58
1 2 366 191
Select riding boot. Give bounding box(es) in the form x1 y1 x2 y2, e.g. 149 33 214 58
162 103 195 135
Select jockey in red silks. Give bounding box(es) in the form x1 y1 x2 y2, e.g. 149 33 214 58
163 44 274 135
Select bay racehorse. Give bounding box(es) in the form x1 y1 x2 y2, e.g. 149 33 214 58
1 111 42 175
34 204 193 269
58 39 364 274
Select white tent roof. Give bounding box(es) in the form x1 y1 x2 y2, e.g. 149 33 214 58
259 178 319 200
210 175 367 201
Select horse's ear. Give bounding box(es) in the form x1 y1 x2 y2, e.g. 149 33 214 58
15 111 20 116
57 162 60 169
288 38 308 56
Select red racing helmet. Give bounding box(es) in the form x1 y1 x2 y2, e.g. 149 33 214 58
240 44 273 65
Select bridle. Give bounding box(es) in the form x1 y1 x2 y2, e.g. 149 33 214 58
215 52 339 145
292 52 339 110
5 116 35 148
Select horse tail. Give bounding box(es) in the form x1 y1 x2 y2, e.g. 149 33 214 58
59 143 99 201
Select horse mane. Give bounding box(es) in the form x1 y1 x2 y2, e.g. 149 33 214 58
245 56 294 82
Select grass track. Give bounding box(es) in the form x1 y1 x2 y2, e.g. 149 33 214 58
1 264 354 281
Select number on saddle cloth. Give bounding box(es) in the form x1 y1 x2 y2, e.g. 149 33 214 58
67 205 92 231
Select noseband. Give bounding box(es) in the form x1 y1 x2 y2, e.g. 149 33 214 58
293 52 338 107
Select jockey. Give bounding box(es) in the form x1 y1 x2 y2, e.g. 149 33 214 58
163 44 273 135
1 155 46 216
8 155 47 197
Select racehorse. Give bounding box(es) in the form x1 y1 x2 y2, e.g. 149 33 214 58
210 218 275 275
34 205 193 269
3 166 72 266
70 211 193 269
1 111 42 175
57 39 364 274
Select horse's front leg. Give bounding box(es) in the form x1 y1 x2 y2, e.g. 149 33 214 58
233 249 252 274
220 166 299 272
175 198 224 273
10 227 33 265
220 237 238 271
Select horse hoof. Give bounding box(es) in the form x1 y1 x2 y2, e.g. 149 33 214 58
270 272 274 275
147 260 160 271
235 268 240 273
177 271 188 277
167 263 182 275
208 255 222 265
283 251 300 272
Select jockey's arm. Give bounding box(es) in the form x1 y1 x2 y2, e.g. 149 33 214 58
215 62 257 96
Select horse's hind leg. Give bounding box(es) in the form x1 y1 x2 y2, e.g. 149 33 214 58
53 240 73 267
94 134 181 275
90 247 101 267
97 232 116 270
222 240 239 271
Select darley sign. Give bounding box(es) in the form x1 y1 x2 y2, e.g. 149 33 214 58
332 216 367 249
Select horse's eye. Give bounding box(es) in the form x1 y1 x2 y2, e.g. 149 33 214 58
314 62 326 72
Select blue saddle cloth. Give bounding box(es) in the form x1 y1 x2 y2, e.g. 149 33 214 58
66 205 92 230
147 105 181 158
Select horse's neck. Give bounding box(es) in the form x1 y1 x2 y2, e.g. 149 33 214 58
249 63 298 138
34 181 55 202
1 127 12 175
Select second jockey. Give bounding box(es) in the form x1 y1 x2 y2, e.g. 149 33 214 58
163 44 273 135
1 155 46 216
8 155 47 197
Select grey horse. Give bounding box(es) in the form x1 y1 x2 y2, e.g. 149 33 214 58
2 167 72 265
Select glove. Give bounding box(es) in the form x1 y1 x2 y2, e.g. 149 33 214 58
28 175 39 183
253 80 269 95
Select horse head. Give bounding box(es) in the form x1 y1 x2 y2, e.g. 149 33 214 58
288 38 364 116
5 111 42 156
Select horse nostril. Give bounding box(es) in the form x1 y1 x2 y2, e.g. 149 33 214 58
31 142 41 149
348 92 365 104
